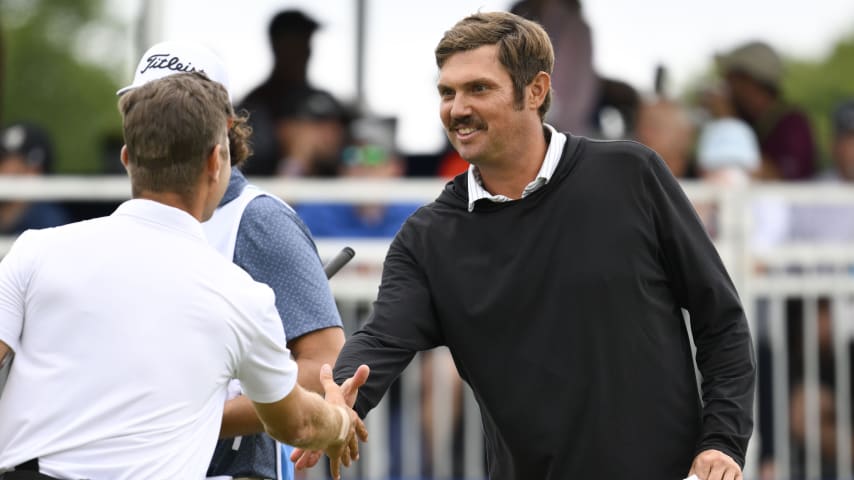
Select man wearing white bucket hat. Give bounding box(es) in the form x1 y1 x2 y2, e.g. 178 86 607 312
118 41 348 480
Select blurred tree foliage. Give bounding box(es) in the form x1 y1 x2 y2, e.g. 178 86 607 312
1 0 125 173
785 34 854 169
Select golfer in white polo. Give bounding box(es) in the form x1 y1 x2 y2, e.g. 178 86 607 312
0 72 367 480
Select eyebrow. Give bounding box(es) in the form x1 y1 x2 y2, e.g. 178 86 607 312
437 77 496 91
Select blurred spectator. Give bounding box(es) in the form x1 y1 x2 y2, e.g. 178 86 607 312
273 87 350 177
0 123 71 235
713 41 817 180
509 0 598 135
247 9 317 97
697 118 760 185
733 101 854 257
820 99 854 182
591 77 641 139
59 132 125 224
634 98 697 178
509 0 640 139
240 9 326 175
689 117 795 265
294 117 420 236
691 118 760 238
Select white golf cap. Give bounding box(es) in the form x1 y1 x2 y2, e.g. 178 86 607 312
117 40 231 101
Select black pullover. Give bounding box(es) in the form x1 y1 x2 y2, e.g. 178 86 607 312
335 133 755 479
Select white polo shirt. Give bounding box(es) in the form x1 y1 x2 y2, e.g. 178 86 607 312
0 199 298 479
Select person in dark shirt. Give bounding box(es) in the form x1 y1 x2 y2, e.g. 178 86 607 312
0 123 71 235
271 87 350 177
295 11 755 480
713 41 817 181
239 9 327 176
295 140 420 238
823 99 854 182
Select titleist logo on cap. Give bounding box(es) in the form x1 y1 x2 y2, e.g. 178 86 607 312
140 54 205 75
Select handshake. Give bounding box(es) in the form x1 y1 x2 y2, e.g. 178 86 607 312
223 363 370 479
301 363 371 479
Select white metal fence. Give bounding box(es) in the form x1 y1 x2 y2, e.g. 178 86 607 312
2 177 854 480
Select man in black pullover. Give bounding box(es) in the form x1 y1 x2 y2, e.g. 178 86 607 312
295 11 755 480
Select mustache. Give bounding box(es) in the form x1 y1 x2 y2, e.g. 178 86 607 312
449 116 483 130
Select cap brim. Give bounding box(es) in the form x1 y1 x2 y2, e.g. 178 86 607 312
115 77 232 102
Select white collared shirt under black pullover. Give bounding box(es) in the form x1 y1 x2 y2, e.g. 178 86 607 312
334 132 756 479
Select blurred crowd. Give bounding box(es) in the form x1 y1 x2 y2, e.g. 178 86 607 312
2 4 853 240
3 3 854 479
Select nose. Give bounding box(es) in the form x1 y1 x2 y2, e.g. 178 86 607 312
449 93 471 119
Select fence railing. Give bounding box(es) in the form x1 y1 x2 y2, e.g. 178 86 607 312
2 176 854 480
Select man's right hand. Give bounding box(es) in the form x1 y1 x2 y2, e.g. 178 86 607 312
294 363 370 474
318 363 370 479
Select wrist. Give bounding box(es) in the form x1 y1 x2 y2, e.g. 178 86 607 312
335 405 351 444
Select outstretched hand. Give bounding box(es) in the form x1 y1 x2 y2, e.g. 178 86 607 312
294 364 370 477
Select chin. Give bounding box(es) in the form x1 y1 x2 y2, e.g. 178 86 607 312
452 143 475 161
455 150 475 165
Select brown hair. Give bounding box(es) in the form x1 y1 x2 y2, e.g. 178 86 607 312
435 11 554 120
228 108 253 168
118 72 234 197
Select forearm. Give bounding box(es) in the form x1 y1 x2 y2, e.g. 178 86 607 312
696 332 756 465
258 385 346 450
218 329 344 438
296 358 333 396
291 327 345 394
334 330 417 418
690 282 755 463
219 394 265 438
686 281 754 462
218 373 342 440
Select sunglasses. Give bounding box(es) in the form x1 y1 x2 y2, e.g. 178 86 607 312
342 145 389 167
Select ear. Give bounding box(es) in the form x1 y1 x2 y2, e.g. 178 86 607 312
120 145 130 170
528 71 551 111
206 144 223 181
